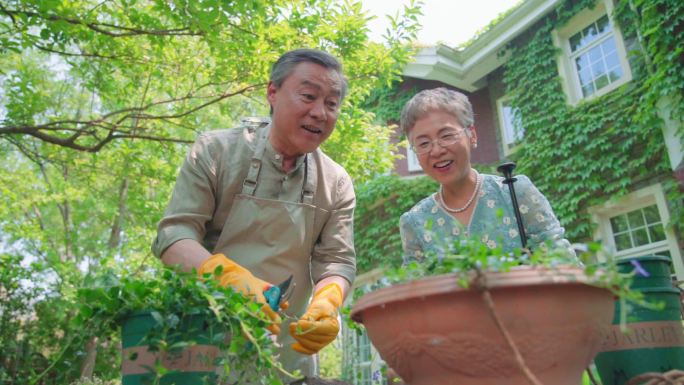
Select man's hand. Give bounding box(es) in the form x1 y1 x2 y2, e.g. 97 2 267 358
198 253 283 335
289 282 342 355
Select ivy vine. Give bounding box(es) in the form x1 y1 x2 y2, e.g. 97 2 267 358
353 175 437 272
360 81 417 125
503 0 684 240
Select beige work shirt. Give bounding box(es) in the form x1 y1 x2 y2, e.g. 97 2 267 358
152 120 356 285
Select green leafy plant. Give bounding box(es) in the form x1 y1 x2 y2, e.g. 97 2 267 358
73 266 294 385
375 215 652 310
383 235 635 299
387 239 652 308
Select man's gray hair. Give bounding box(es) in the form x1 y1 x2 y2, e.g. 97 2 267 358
400 87 474 136
270 48 348 100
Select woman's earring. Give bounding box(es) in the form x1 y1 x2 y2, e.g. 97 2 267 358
472 142 478 149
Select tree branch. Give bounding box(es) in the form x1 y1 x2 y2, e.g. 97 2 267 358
132 83 262 120
0 2 17 27
2 7 265 41
34 43 134 61
107 178 128 250
1 83 262 151
1 9 202 37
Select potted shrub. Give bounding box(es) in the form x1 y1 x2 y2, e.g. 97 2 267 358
350 240 634 385
75 266 294 385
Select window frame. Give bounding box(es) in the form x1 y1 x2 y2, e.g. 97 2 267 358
341 270 389 385
406 144 422 173
496 95 525 156
341 317 387 385
552 0 633 105
608 204 668 255
356 332 374 385
588 183 684 281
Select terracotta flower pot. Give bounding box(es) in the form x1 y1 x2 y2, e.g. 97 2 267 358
351 266 615 385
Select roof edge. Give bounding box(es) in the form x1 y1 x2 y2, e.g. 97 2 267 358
403 0 562 91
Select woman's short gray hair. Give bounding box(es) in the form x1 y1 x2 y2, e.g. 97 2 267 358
270 48 348 100
400 87 474 136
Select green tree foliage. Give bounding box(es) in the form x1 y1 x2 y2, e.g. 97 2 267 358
0 0 423 383
0 254 48 383
0 0 421 181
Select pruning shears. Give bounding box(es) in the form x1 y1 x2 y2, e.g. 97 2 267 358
244 275 294 350
263 274 295 312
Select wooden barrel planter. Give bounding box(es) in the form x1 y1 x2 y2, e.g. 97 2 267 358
594 255 684 385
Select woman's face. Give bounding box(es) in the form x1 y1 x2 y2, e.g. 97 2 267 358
408 109 477 186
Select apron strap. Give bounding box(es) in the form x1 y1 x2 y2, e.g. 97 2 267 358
241 125 318 204
241 128 267 196
301 154 316 205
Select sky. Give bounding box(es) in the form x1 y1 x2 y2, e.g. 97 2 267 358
362 0 521 47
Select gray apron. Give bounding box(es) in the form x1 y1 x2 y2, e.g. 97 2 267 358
212 127 317 378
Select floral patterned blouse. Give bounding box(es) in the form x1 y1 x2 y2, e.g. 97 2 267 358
399 173 574 263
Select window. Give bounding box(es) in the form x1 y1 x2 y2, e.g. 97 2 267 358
406 144 422 172
553 0 632 104
341 274 389 385
610 204 666 252
588 184 684 281
342 327 385 385
497 96 525 155
569 15 623 98
357 333 374 385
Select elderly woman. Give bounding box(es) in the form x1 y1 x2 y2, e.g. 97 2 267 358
399 87 574 263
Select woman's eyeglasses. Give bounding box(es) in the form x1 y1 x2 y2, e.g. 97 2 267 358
411 130 467 154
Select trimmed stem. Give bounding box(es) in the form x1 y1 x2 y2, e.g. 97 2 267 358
586 366 600 385
476 273 543 385
239 320 295 379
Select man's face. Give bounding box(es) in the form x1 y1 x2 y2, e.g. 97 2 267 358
267 62 343 158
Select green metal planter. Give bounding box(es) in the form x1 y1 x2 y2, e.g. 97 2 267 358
120 311 221 385
594 255 684 385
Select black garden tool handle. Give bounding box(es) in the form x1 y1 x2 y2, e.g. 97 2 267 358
497 162 528 250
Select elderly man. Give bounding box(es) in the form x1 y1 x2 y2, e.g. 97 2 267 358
152 48 355 376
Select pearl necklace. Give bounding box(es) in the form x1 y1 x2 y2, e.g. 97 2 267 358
438 172 482 213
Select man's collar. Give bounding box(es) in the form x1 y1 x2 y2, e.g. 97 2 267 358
264 130 306 173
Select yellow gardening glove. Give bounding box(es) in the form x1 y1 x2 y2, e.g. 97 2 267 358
289 283 343 355
198 253 283 335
